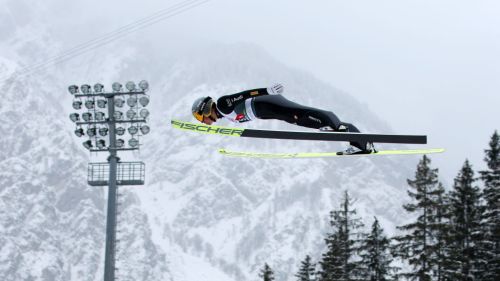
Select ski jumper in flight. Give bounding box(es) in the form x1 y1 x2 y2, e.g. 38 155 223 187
191 84 374 154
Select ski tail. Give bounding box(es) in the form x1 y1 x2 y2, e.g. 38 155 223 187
218 148 445 159
171 120 428 144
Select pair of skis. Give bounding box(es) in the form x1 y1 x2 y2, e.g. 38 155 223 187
171 120 444 158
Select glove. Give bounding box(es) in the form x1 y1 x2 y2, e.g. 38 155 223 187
267 83 284 95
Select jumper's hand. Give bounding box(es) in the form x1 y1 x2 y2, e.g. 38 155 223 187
267 83 284 95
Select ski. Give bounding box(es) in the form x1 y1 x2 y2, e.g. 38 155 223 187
218 148 445 159
171 120 428 144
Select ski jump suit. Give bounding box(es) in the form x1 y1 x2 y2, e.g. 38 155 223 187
214 88 367 150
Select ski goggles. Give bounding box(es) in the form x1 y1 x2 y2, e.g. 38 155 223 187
193 111 206 122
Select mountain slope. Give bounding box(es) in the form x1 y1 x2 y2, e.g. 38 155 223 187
127 42 418 280
1 20 422 279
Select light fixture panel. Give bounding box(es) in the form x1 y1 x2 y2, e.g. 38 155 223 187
113 111 123 120
116 127 125 136
99 127 109 136
68 85 78 94
93 83 104 93
139 96 150 107
115 98 125 108
97 139 106 149
72 101 82 110
97 100 107 108
70 113 80 122
127 96 138 107
74 128 84 137
112 82 122 92
138 80 149 91
126 81 136 91
126 109 136 119
95 112 105 121
116 139 125 147
129 138 139 147
81 84 91 94
83 140 92 149
85 100 95 109
140 109 150 119
82 112 92 122
87 127 96 137
140 125 150 135
128 126 138 135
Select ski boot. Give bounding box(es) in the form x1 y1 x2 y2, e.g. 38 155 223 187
319 124 349 132
337 142 377 155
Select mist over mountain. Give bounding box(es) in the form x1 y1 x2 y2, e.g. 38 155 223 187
0 16 426 280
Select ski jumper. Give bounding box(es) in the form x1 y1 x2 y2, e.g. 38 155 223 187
215 88 367 150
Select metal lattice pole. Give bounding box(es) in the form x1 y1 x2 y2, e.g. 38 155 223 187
104 95 118 281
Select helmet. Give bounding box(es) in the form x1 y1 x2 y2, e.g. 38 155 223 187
192 96 214 122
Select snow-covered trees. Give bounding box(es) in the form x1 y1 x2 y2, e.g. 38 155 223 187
479 131 500 281
393 155 444 281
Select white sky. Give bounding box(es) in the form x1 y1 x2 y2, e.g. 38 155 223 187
175 0 500 182
8 0 500 182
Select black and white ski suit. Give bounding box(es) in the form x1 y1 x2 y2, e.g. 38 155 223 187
215 88 367 150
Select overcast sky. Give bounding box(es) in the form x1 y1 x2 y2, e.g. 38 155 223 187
7 0 500 181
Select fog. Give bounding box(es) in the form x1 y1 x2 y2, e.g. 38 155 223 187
4 0 499 181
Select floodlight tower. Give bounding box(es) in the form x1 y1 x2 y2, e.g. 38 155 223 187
68 81 151 281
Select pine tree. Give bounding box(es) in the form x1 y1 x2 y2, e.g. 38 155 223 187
393 155 445 281
424 182 448 281
317 191 364 281
259 263 275 281
295 255 316 281
358 217 397 281
479 131 500 281
317 227 343 281
443 160 483 280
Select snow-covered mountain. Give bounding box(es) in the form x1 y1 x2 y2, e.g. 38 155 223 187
131 43 419 281
0 14 425 280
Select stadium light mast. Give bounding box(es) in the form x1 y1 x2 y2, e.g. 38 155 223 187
67 80 150 281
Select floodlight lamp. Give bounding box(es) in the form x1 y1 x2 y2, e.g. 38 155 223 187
127 96 138 107
82 112 92 122
70 113 80 122
140 125 150 135
116 127 125 135
68 85 78 95
129 138 139 147
87 128 96 137
97 100 107 108
113 111 123 120
97 139 106 149
139 109 150 119
138 80 149 91
99 127 109 136
95 112 105 121
74 128 84 137
116 139 125 148
115 98 125 108
112 82 122 92
128 126 138 135
126 81 136 91
72 101 82 110
139 96 150 107
83 140 92 149
126 109 136 119
81 84 91 94
85 100 95 109
93 83 104 93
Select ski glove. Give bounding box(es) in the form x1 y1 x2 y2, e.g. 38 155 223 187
267 83 284 95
